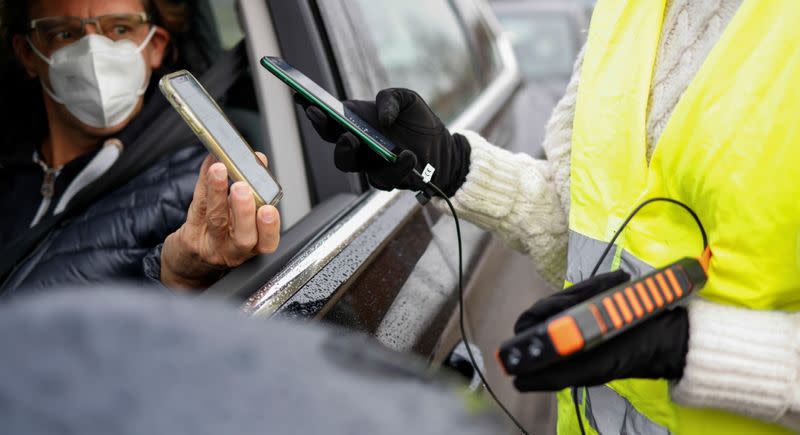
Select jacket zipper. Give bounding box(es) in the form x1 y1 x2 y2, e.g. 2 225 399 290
40 168 58 199
30 152 62 228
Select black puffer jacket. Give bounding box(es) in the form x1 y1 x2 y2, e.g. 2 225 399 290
0 144 205 296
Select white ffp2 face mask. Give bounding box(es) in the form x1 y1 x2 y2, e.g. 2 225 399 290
27 27 157 129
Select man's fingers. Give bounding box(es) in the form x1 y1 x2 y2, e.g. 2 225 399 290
256 205 281 254
255 152 269 168
228 182 258 255
199 154 215 180
205 162 231 239
186 155 216 225
194 155 216 204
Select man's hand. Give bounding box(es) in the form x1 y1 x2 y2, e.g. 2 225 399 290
161 154 281 290
510 270 690 392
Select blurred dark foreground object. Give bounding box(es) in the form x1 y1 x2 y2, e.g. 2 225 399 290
0 287 508 434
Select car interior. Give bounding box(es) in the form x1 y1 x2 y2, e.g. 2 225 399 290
190 1 370 301
0 0 512 302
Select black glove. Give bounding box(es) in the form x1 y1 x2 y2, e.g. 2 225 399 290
296 88 471 197
511 270 689 392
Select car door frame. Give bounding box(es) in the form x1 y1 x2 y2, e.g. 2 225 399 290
239 0 522 338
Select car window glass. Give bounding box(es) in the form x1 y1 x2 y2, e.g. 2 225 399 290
496 12 576 80
208 0 245 49
179 0 267 156
353 0 482 123
451 0 502 85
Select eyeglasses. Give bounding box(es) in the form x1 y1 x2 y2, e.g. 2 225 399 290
29 12 151 53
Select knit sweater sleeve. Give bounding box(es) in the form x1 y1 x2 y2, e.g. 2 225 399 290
436 48 584 286
671 299 800 431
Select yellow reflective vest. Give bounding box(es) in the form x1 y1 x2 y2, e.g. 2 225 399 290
562 0 800 433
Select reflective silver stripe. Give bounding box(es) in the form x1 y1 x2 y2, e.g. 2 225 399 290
569 238 662 434
579 386 671 435
620 250 655 278
567 230 617 283
567 231 656 282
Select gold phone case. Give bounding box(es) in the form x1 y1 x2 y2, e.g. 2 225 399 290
159 70 283 207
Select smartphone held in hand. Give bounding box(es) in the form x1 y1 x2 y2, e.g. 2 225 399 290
159 70 283 207
260 56 400 164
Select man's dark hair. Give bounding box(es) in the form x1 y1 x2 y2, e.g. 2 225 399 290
0 1 29 62
0 0 176 156
0 0 46 154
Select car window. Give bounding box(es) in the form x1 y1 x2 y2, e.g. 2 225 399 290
208 0 244 50
353 0 482 123
496 12 577 81
182 0 265 155
452 0 502 85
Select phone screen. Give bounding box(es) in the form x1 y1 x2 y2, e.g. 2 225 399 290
265 58 347 115
261 56 399 161
169 74 281 205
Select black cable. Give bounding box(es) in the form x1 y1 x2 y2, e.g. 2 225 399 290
589 197 708 279
572 387 587 435
424 180 530 435
572 197 708 433
419 176 706 435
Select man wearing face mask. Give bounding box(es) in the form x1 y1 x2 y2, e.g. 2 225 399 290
0 0 281 293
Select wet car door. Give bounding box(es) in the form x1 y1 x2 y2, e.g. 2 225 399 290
305 0 524 355
205 0 534 366
201 1 556 429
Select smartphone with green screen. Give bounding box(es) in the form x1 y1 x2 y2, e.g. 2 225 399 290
260 56 399 163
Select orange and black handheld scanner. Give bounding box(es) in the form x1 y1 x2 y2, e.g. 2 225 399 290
497 255 709 375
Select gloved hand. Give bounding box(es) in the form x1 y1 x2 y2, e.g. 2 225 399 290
511 270 689 392
296 88 471 197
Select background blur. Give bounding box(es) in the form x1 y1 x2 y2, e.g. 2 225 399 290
491 0 595 152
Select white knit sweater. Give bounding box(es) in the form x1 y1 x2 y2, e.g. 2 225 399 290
447 0 800 429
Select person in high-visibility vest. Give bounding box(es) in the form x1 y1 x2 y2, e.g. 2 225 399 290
301 0 800 433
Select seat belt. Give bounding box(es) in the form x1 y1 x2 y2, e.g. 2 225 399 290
0 41 248 284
